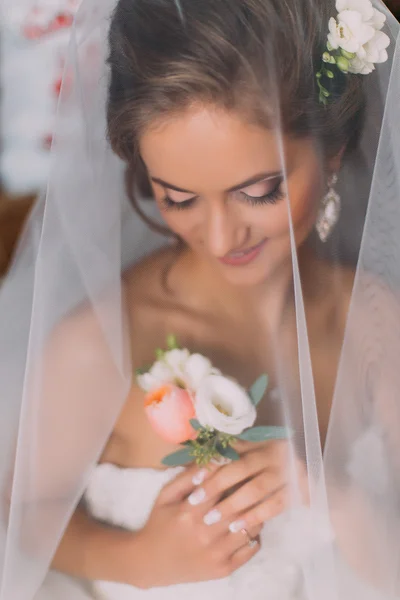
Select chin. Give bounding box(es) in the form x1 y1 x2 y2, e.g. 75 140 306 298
214 239 292 287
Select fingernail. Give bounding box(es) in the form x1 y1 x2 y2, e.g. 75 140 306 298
192 469 207 486
229 519 247 533
188 488 206 506
211 456 232 466
203 509 222 526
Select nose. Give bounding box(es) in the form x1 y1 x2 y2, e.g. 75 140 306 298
205 199 248 257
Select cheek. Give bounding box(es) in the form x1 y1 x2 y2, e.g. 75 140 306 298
248 174 322 240
159 205 200 241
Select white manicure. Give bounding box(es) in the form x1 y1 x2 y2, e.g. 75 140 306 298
229 519 247 533
211 456 232 466
204 509 222 526
188 487 206 506
192 469 207 486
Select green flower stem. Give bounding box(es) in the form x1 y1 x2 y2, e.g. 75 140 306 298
316 40 357 105
184 428 237 466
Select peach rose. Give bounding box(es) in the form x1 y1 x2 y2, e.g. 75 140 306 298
144 384 197 444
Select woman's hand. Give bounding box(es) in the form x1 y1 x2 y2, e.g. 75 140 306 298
184 439 308 533
128 439 307 590
130 467 261 589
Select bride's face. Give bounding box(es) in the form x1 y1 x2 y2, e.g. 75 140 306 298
140 105 325 286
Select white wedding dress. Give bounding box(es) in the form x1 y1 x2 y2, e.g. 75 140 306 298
58 463 332 600
35 428 389 600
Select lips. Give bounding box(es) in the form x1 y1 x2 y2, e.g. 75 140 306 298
218 238 268 267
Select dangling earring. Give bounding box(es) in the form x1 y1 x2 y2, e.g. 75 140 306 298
315 173 341 242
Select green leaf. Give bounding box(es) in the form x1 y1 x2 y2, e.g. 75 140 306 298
249 374 269 407
166 334 179 350
190 419 202 431
182 440 195 447
238 426 291 442
162 448 194 467
217 445 240 461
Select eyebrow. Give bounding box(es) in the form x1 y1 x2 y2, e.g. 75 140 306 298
150 171 282 195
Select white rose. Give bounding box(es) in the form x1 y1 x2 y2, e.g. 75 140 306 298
137 360 175 393
163 348 190 384
183 353 215 390
195 375 257 435
328 13 375 54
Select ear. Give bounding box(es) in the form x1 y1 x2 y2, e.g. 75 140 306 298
327 146 346 175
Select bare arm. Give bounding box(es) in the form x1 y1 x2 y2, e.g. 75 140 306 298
51 502 139 584
6 294 138 585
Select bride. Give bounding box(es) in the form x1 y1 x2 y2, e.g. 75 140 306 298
0 0 399 599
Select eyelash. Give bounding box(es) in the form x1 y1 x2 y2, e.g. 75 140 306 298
162 195 196 211
161 179 284 211
242 179 284 206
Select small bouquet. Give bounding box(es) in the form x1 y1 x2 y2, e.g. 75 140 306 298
137 336 289 467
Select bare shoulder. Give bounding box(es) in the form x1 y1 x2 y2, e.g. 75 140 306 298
47 246 173 362
47 291 128 370
122 245 186 368
46 244 190 378
123 245 176 306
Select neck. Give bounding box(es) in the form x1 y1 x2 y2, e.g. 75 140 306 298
184 248 302 333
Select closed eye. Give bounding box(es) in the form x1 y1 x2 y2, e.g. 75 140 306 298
159 175 284 210
161 194 197 211
240 176 284 205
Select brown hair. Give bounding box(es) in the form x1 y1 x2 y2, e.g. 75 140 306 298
106 0 365 217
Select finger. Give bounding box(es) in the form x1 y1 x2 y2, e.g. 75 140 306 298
202 472 285 526
228 535 260 572
186 450 268 508
158 461 221 505
219 524 262 556
228 486 290 530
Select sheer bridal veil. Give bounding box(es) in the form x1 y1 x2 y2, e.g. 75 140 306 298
0 0 399 598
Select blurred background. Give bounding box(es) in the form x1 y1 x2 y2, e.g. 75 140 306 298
0 0 399 278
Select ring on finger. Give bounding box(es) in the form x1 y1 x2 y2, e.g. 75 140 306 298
240 528 258 549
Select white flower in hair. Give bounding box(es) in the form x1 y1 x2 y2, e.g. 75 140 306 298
317 0 390 103
327 0 390 74
328 5 375 55
347 29 390 73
